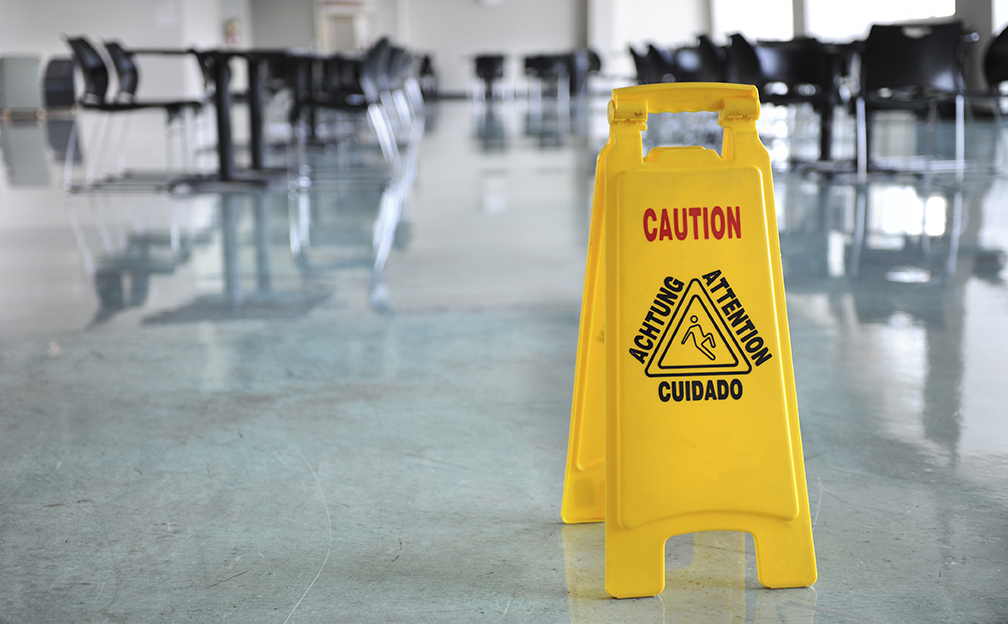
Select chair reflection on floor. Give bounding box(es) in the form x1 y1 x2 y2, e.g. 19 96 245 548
474 99 508 151
63 192 214 324
287 38 424 309
846 182 964 280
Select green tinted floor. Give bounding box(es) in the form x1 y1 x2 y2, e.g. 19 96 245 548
1 99 1007 622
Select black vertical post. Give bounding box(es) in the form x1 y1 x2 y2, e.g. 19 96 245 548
214 54 235 181
248 55 265 170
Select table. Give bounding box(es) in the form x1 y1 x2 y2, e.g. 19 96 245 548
132 46 319 183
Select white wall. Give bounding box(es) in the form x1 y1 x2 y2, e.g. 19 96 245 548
997 0 1008 29
250 0 314 48
591 0 709 80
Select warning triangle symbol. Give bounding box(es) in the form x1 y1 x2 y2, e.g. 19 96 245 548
645 278 752 377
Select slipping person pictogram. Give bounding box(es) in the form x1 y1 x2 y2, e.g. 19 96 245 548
682 315 716 361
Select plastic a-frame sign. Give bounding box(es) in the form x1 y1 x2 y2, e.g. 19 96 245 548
561 83 817 598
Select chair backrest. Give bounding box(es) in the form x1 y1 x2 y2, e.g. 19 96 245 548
374 38 396 92
984 25 1008 90
475 54 505 81
64 36 109 105
103 40 139 101
325 54 362 96
524 54 568 79
726 33 763 85
673 36 726 82
861 21 965 94
629 45 654 84
646 44 675 82
359 38 389 103
567 48 600 96
44 57 77 108
756 37 824 90
386 45 412 89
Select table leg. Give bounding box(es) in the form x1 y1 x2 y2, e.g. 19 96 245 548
214 56 235 181
819 105 834 162
248 56 265 170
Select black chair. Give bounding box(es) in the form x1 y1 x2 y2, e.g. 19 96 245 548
725 33 763 86
979 25 1008 157
103 41 204 115
983 25 1008 93
566 48 601 97
645 43 676 82
474 54 505 100
418 54 437 98
756 38 827 102
103 40 206 172
43 57 76 109
62 36 202 188
730 34 840 163
629 45 658 85
524 54 570 99
672 35 727 83
855 21 969 181
287 38 424 275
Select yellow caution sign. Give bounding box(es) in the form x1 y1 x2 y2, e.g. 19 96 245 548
562 83 817 598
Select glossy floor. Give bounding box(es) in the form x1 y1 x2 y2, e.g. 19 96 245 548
1 99 1007 623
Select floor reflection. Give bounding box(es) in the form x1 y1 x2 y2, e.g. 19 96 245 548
778 170 1008 472
562 525 817 623
62 180 407 324
2 96 1008 621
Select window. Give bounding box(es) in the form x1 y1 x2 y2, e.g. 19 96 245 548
807 0 955 41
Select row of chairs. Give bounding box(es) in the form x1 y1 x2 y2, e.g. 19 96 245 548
63 36 207 187
633 23 1008 180
473 49 602 100
285 37 426 276
60 35 427 295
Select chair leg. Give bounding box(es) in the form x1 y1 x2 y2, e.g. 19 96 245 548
993 101 1006 172
63 117 79 191
115 115 132 177
392 89 413 139
955 94 965 183
96 114 120 182
380 91 405 140
925 102 937 180
180 109 192 175
947 189 963 276
372 181 403 274
367 103 402 176
194 107 208 174
856 97 868 183
164 115 175 172
85 114 107 185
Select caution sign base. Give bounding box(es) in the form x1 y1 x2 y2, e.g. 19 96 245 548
561 83 816 598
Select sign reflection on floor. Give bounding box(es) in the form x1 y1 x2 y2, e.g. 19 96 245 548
562 524 817 623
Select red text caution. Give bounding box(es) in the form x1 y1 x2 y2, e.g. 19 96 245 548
643 207 741 242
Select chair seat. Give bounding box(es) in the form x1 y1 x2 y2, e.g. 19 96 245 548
85 98 204 112
862 89 958 112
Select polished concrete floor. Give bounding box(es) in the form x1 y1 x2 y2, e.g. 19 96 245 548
1 98 1007 622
